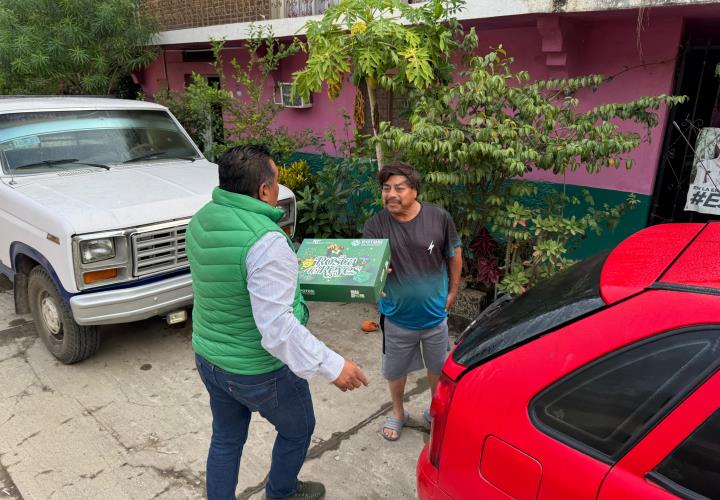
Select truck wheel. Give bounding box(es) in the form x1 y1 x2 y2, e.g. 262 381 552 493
27 267 100 364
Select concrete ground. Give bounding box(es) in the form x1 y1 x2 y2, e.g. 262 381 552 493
0 276 437 500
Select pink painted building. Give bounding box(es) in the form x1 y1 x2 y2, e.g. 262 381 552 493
138 0 720 248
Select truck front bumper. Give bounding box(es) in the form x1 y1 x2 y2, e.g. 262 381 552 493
69 274 193 326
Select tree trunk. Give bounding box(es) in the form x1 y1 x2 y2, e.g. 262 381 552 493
365 78 384 171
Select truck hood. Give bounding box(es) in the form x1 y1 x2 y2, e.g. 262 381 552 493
11 161 220 234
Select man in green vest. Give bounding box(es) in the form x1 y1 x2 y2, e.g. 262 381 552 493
187 145 368 500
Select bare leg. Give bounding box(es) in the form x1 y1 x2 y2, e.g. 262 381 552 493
383 376 407 440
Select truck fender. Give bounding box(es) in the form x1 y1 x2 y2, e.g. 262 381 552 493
10 242 70 313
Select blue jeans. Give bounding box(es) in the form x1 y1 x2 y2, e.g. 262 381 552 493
195 354 316 500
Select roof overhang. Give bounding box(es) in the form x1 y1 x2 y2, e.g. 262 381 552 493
153 0 719 46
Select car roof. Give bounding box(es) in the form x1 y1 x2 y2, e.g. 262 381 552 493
0 96 168 113
600 222 716 304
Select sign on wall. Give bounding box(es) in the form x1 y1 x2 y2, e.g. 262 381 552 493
685 127 720 215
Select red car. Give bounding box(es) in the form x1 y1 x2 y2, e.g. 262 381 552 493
419 222 720 500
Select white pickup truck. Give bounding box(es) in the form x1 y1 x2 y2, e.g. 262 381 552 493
0 97 296 363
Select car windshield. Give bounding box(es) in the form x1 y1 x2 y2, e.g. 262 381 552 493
453 251 610 368
0 109 200 175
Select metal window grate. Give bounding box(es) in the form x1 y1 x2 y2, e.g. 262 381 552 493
131 224 188 277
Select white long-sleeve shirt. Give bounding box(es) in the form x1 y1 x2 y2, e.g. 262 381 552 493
246 231 344 381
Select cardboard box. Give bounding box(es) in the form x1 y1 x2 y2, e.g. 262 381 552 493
297 238 391 303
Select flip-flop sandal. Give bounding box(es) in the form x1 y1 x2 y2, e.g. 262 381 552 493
381 410 409 441
423 408 432 424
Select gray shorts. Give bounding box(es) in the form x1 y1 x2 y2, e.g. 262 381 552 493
381 316 449 380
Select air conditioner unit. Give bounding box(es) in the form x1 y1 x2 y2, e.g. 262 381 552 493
276 82 312 108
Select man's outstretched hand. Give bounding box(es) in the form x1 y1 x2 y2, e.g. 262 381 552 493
333 359 369 392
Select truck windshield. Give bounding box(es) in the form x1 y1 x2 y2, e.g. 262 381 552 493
0 109 200 175
453 251 609 368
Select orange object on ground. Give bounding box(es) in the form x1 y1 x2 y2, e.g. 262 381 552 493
361 320 379 332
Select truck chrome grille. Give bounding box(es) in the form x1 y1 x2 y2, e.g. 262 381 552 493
131 223 188 277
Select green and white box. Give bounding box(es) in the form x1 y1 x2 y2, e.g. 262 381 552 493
297 238 391 303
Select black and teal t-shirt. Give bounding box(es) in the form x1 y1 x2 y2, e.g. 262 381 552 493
363 203 461 330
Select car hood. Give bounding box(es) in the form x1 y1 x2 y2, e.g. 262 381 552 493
11 161 219 234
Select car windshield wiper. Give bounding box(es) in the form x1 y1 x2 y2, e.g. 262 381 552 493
124 151 197 163
14 158 110 170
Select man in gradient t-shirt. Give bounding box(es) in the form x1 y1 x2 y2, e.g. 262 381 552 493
363 162 462 441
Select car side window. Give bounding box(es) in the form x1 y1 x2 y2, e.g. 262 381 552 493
530 329 720 461
648 409 720 500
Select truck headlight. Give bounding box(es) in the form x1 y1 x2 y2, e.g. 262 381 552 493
79 238 116 263
73 231 130 290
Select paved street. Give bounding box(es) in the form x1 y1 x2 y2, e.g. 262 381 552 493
0 276 433 500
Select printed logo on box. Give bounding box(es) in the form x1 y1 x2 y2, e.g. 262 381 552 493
301 289 316 296
350 289 365 299
300 244 372 282
304 256 364 278
351 239 384 247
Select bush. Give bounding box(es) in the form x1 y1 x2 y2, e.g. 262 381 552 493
278 160 314 192
470 186 639 294
214 29 318 164
296 156 380 239
153 73 232 159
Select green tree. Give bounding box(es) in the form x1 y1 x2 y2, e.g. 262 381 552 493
292 0 474 169
153 27 317 163
378 48 685 292
0 0 158 95
153 73 233 159
211 28 317 164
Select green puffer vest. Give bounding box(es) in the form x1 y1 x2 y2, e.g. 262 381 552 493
186 187 308 374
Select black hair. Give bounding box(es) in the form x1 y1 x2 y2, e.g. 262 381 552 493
377 161 421 194
217 144 275 197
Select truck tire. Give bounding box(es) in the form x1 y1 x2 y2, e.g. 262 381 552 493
27 267 100 363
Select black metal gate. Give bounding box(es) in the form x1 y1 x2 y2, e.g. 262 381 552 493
649 38 720 225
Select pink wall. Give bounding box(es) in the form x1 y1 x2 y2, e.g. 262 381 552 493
266 52 358 155
140 49 216 94
462 14 683 195
140 10 685 196
139 43 356 155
